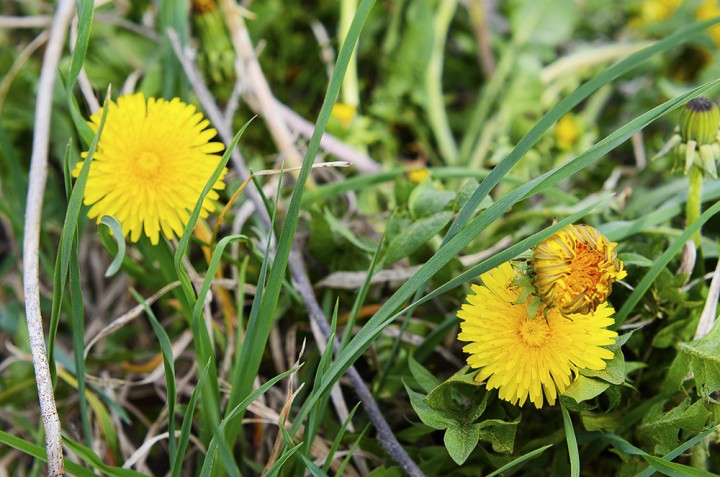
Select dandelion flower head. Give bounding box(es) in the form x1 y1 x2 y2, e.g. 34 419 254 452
74 93 226 245
457 262 617 409
532 224 626 315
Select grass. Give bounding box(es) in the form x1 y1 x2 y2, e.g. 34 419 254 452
1 1 720 476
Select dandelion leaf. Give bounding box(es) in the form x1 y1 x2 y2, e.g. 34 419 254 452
637 398 711 455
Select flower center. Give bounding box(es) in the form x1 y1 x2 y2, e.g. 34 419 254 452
135 151 162 181
566 243 603 297
519 318 551 347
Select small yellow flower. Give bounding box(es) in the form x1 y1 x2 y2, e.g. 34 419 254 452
407 168 431 184
532 224 626 315
457 262 618 409
639 0 682 23
555 113 580 150
696 0 720 46
331 103 357 128
74 93 226 245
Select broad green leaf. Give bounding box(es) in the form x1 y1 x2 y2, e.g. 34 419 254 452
404 382 453 430
444 423 481 465
582 349 625 385
677 323 720 398
580 411 623 432
477 416 520 454
562 375 611 403
637 398 712 455
408 354 440 394
408 179 456 217
383 210 453 265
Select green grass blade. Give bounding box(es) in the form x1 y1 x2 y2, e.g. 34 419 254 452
171 359 211 477
229 0 376 425
485 444 553 477
159 0 189 98
197 366 299 477
63 437 147 477
67 0 94 89
641 455 717 477
322 403 360 472
129 288 178 466
66 0 96 146
174 119 251 303
171 119 249 456
49 90 110 382
264 442 304 477
561 402 579 477
0 431 97 477
69 234 91 447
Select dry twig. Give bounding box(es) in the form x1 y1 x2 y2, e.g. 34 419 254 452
21 1 76 475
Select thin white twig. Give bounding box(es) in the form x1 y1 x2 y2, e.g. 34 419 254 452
0 15 52 28
22 1 75 475
695 259 720 340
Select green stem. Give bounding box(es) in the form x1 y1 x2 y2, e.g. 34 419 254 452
425 0 459 164
687 164 703 248
339 0 360 108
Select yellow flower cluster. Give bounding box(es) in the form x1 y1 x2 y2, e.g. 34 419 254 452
457 224 625 409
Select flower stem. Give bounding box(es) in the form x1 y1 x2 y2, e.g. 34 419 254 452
687 164 704 248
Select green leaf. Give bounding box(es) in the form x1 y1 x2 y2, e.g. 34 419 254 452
618 252 655 268
408 354 440 393
582 349 625 385
477 416 520 454
677 324 720 398
562 375 611 403
638 398 712 455
408 179 456 217
444 423 481 465
510 0 575 46
579 411 623 432
425 374 487 423
404 382 453 430
383 210 453 265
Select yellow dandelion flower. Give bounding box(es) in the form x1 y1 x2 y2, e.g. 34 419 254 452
331 103 357 128
73 93 226 245
555 113 580 150
532 224 627 315
457 262 617 409
639 0 682 24
407 168 431 184
696 0 720 46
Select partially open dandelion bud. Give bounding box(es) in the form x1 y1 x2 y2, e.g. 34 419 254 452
532 224 626 315
673 97 720 178
679 97 720 145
